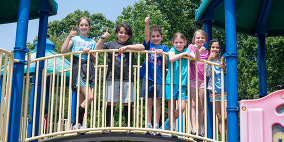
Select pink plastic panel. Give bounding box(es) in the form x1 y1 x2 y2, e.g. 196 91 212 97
240 90 284 142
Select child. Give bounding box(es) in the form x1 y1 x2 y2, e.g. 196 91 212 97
61 17 96 129
188 29 209 138
95 24 145 133
206 39 227 139
165 32 199 137
140 14 169 135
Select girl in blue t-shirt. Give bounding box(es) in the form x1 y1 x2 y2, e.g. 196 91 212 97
165 32 200 134
61 17 96 129
206 39 227 139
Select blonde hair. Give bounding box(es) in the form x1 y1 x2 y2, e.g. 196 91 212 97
192 29 207 43
172 32 187 43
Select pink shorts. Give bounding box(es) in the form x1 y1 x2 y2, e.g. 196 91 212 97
190 80 205 89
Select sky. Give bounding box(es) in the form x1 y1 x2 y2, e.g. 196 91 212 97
0 0 138 52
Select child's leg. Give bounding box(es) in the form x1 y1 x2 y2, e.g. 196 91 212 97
167 99 176 126
190 87 197 132
106 103 116 127
80 86 94 107
74 86 94 125
155 98 161 128
105 81 119 127
215 101 222 136
198 88 205 133
147 97 153 125
123 103 133 127
174 99 186 120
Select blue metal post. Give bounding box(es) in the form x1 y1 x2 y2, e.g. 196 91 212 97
257 34 267 98
224 0 239 142
27 10 49 140
71 91 77 123
8 0 30 141
203 20 213 139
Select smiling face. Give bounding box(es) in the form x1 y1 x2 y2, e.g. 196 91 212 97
116 27 130 43
193 31 206 48
210 41 220 56
172 37 187 52
77 19 90 36
150 31 163 46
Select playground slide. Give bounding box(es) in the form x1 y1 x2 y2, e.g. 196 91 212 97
240 90 284 142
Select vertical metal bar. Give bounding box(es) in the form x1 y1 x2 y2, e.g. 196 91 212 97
224 0 239 141
257 34 267 98
128 52 132 127
102 52 107 127
153 53 157 129
119 53 123 127
162 54 165 131
145 52 148 128
8 0 30 140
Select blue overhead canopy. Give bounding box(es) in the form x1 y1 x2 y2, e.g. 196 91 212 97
195 0 284 37
0 0 58 24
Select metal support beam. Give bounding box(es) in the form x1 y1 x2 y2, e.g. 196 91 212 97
203 20 213 139
257 34 267 98
8 0 30 141
224 0 239 142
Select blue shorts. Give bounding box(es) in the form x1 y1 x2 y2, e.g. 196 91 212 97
165 84 187 100
140 78 163 98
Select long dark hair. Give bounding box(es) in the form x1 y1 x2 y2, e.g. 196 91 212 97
207 39 226 58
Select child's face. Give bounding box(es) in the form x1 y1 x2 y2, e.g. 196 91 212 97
172 37 187 52
77 19 90 35
193 32 206 47
116 27 130 43
150 31 163 46
210 42 220 56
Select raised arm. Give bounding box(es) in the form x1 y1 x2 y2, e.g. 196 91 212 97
144 14 150 45
61 28 76 53
95 29 110 50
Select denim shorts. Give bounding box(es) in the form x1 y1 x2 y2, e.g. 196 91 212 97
140 78 163 98
165 84 187 100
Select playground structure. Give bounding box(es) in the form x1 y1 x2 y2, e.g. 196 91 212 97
1 0 284 142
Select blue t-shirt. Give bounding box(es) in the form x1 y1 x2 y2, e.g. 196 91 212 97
165 47 191 85
140 40 169 85
207 59 227 93
71 36 96 60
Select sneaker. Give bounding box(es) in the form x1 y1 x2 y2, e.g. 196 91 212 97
153 126 162 136
197 132 204 142
77 123 86 135
190 131 197 141
78 123 84 129
126 130 135 134
170 134 178 138
70 123 75 130
166 121 171 131
144 124 153 135
101 130 111 134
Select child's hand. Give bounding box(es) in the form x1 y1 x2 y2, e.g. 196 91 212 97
68 28 76 38
193 44 199 51
119 46 128 53
145 14 150 24
155 49 163 55
82 48 90 54
101 29 110 39
219 62 226 69
183 52 191 57
199 44 206 53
